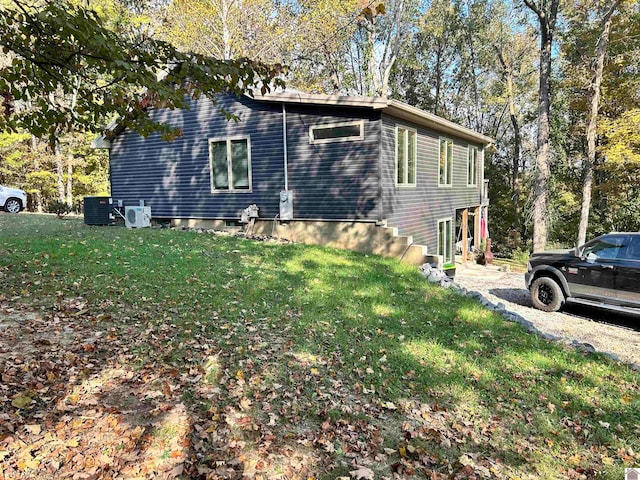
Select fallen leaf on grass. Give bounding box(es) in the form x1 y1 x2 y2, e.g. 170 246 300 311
459 453 476 466
25 424 41 435
381 401 397 410
11 394 32 409
168 463 184 477
568 454 582 466
349 465 374 479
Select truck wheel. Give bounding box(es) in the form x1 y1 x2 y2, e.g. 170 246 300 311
530 277 565 312
3 198 21 214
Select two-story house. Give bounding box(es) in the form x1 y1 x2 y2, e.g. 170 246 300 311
97 91 492 265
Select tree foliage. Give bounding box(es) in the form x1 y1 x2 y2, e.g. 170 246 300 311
159 0 286 61
0 131 109 210
0 0 285 142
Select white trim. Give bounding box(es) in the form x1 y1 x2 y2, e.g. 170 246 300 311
308 120 364 145
208 136 252 193
437 217 453 265
467 145 478 187
438 137 453 188
394 125 417 187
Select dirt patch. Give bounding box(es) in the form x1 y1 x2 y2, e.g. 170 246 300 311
0 301 190 479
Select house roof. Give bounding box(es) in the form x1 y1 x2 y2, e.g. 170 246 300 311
94 90 494 148
251 91 494 146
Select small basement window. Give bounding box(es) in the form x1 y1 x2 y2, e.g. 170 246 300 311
209 137 251 192
309 120 364 144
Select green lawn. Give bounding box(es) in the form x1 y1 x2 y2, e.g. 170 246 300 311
0 214 638 479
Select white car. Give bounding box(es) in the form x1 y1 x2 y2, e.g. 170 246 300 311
0 185 27 213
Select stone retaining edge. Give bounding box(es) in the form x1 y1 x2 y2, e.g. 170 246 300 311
418 263 640 371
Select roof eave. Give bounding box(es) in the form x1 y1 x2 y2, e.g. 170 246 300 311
250 92 389 110
384 100 494 145
252 93 493 145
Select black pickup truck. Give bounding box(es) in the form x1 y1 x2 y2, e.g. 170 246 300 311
525 233 640 314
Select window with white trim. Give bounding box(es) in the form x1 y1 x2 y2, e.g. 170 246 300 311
467 146 478 186
439 138 453 186
309 120 364 144
209 137 251 192
396 126 417 186
437 218 453 265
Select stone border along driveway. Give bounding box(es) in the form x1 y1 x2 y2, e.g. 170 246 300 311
420 263 640 371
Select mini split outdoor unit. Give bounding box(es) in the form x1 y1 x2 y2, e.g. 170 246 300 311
125 206 151 228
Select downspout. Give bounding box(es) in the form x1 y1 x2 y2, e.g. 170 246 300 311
108 144 113 197
480 147 485 193
282 103 289 191
377 114 384 223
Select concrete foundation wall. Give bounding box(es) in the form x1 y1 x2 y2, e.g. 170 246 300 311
167 218 427 266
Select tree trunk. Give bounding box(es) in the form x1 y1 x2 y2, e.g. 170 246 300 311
532 34 552 252
351 42 364 95
525 0 559 252
577 2 618 247
51 134 65 203
221 0 232 60
434 41 443 115
495 46 523 232
509 85 522 231
367 22 379 96
66 157 73 206
379 0 404 97
465 28 481 131
323 45 341 93
31 135 43 213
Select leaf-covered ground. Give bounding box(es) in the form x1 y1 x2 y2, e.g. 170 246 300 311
0 214 638 479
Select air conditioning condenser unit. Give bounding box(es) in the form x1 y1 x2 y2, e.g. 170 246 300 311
125 206 151 228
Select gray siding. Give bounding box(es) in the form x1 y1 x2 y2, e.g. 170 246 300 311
285 105 381 220
110 95 381 221
110 94 285 219
381 113 484 253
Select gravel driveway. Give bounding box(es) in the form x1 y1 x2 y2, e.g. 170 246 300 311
454 263 640 368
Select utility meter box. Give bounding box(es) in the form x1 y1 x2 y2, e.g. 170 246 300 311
279 190 293 221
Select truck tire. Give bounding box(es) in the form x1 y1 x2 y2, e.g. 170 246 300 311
530 276 565 312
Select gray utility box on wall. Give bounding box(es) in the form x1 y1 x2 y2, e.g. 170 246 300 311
279 190 293 221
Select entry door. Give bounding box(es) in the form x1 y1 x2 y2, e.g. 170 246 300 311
615 235 640 307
